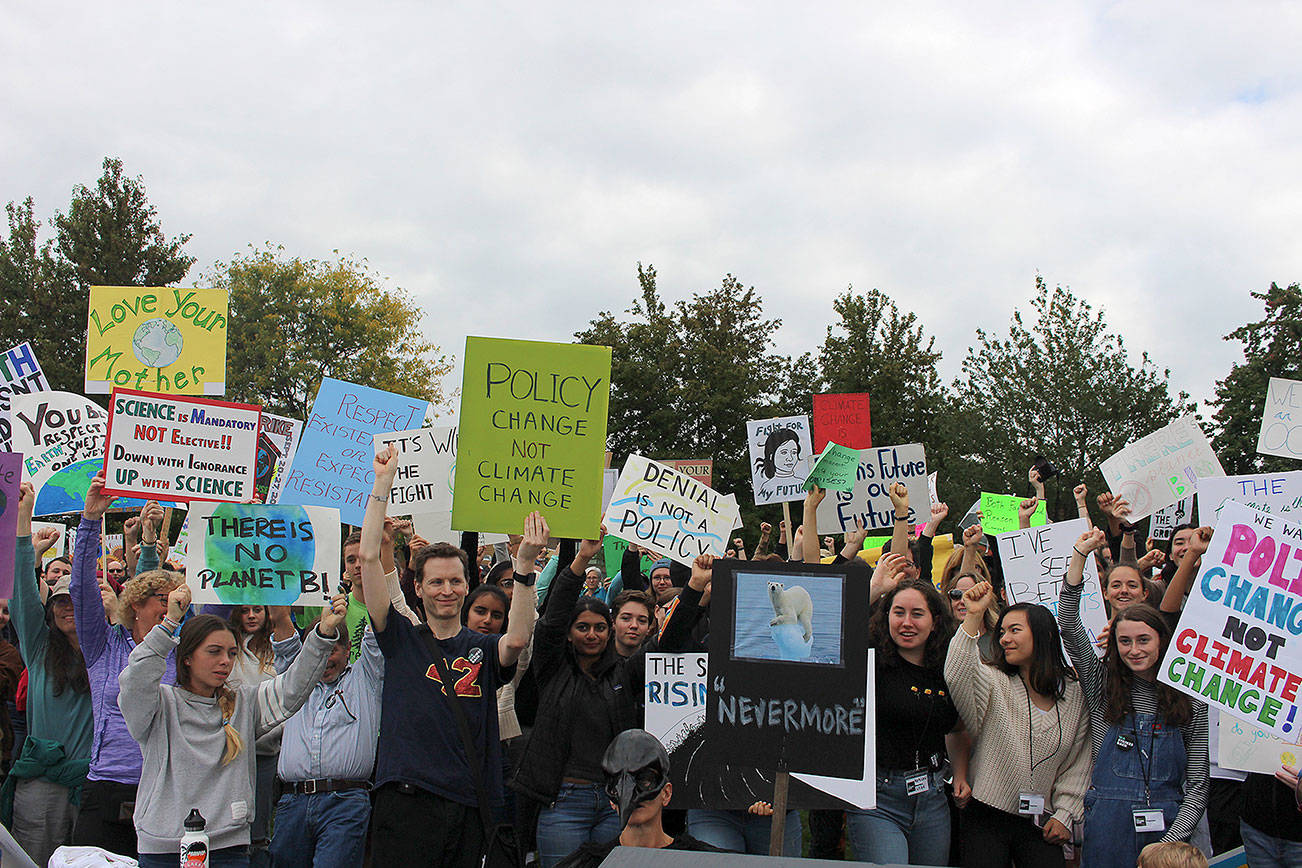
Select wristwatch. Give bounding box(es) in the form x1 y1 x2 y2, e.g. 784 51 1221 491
512 571 537 587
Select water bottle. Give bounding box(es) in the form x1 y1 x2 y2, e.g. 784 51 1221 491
180 808 209 867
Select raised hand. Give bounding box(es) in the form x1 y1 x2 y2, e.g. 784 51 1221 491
319 593 348 635
888 482 909 516
17 481 34 535
1018 497 1039 523
577 523 606 562
1188 526 1213 558
759 522 772 535
930 501 949 524
1073 484 1087 503
516 511 550 567
843 516 868 553
167 584 192 622
84 471 117 521
1074 528 1106 554
805 485 827 509
140 501 164 542
870 552 909 600
372 444 400 485
962 581 995 617
1137 548 1165 572
962 523 985 548
33 526 61 559
1096 492 1114 515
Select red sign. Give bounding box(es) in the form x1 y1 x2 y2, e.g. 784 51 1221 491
662 459 713 487
812 393 871 452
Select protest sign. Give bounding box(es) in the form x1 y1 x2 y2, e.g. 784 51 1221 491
812 393 872 453
662 459 713 487
187 502 339 606
372 426 458 515
0 453 20 595
1100 415 1224 521
928 471 938 506
1157 500 1302 739
258 413 302 504
31 520 67 566
171 514 190 561
1197 471 1302 527
1218 713 1300 774
85 286 229 396
979 491 1047 535
601 468 618 511
102 389 261 503
706 559 869 777
804 443 860 492
646 652 875 810
1151 496 1195 541
0 342 50 452
746 416 814 505
816 443 930 534
998 518 1108 656
452 337 611 539
280 378 429 527
602 535 657 579
1257 377 1302 460
603 455 741 567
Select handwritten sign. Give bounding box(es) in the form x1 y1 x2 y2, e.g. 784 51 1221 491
85 286 228 396
258 413 302 505
662 459 713 487
1257 377 1302 460
1198 471 1302 526
998 518 1108 657
280 378 429 527
1157 500 1302 739
979 491 1048 535
373 426 458 514
1151 496 1195 541
746 416 814 505
102 389 261 503
805 443 860 492
0 453 20 595
1218 713 1301 774
816 443 930 533
452 337 611 539
1100 415 1224 521
0 342 50 452
812 393 871 453
603 455 741 568
187 502 338 606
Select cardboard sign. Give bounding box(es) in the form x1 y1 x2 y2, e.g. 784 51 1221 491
280 378 429 527
259 413 303 505
85 286 229 395
1218 713 1301 774
804 443 860 492
452 337 611 539
646 652 875 810
603 455 741 568
998 518 1108 657
1151 496 1195 541
1198 471 1302 527
816 443 930 533
1100 415 1224 521
372 426 458 515
705 559 870 777
746 416 814 505
1157 500 1302 739
1257 377 1302 460
0 453 20 596
662 459 713 487
979 492 1048 535
187 502 339 606
0 342 50 452
812 393 872 453
102 389 261 503
602 535 657 579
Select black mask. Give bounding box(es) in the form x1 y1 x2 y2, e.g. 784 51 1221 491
601 729 670 828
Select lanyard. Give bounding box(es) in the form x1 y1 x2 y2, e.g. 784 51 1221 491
1135 721 1156 805
908 681 941 769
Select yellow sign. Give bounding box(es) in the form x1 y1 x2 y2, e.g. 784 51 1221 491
85 286 229 395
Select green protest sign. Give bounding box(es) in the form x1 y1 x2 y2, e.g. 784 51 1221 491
602 535 656 578
452 337 611 539
979 491 1047 535
804 442 860 492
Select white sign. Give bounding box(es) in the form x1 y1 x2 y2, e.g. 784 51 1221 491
373 426 458 515
603 455 741 568
1197 471 1302 527
261 413 303 505
1257 377 1302 460
1100 415 1224 521
31 520 67 565
745 416 814 506
11 391 111 516
998 518 1108 657
816 443 930 534
1218 713 1302 774
1150 496 1195 541
0 342 50 453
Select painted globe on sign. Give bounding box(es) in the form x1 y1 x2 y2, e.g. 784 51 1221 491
131 318 184 369
33 458 160 516
204 503 316 606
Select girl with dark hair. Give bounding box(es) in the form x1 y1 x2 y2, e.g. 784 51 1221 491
946 581 1091 868
754 428 802 480
1066 529 1208 865
120 585 344 867
2 482 92 866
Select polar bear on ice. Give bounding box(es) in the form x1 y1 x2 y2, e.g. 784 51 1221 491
768 582 813 643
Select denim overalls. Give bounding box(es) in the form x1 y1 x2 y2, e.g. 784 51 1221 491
1082 711 1185 868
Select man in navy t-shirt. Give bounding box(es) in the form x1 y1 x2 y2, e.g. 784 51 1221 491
361 446 546 868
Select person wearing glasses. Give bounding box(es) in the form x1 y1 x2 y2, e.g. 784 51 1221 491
68 485 182 858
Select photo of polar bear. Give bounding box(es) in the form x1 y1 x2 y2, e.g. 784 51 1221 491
767 582 813 642
731 570 844 665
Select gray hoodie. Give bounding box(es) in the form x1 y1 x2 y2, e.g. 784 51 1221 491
119 622 334 855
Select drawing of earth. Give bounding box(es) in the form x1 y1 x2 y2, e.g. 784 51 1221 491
203 503 316 605
132 318 184 368
34 457 168 516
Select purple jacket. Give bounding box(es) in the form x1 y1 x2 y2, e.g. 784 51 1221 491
72 516 176 784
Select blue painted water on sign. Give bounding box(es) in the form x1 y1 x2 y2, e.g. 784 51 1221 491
731 571 844 665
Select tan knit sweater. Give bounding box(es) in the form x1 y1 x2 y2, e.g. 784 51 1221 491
945 630 1092 829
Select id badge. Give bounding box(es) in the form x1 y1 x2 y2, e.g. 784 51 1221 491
1018 792 1045 815
905 770 930 796
1132 809 1165 833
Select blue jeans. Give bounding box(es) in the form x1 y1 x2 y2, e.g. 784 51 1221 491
687 808 802 856
1241 820 1302 868
846 768 950 866
269 790 371 868
537 782 620 868
139 846 250 868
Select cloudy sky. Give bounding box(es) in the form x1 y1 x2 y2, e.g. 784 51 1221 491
5 2 1300 412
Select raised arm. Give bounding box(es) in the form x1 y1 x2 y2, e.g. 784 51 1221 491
72 472 118 667
136 501 164 574
803 487 825 565
753 522 773 558
945 580 1000 739
362 446 400 633
1060 528 1107 711
12 483 45 656
888 482 911 559
959 523 985 577
119 583 190 742
498 512 545 668
1073 484 1090 524
1018 496 1038 531
254 594 344 736
1160 527 1210 615
837 517 868 564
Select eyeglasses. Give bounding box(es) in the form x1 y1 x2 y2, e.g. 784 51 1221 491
947 589 965 600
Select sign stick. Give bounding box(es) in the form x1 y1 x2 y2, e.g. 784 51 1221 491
768 766 790 857
782 501 794 555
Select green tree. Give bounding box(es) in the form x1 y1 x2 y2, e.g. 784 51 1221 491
1209 282 1302 474
0 198 66 381
955 276 1196 520
212 244 453 418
